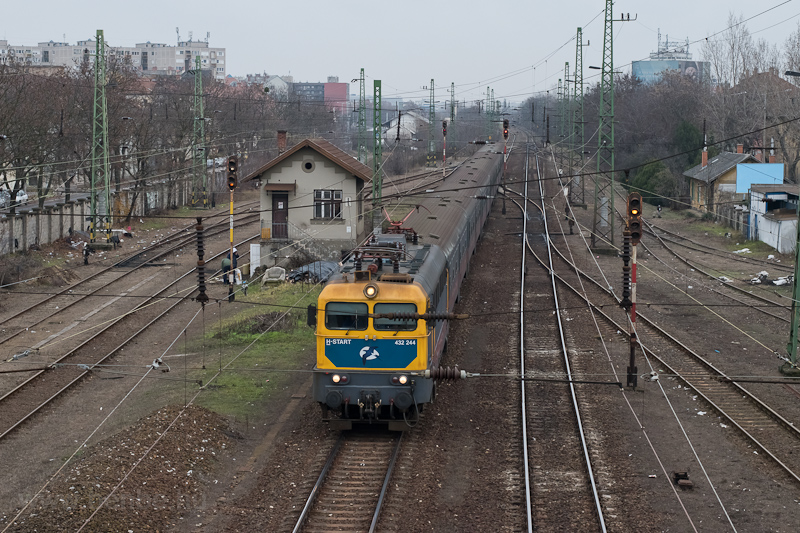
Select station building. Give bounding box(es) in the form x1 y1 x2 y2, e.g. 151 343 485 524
244 134 371 268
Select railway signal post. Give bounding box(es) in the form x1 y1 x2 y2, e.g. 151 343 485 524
227 156 238 302
442 120 447 178
623 192 642 388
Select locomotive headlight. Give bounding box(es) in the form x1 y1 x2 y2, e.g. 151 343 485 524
332 374 348 384
332 374 341 383
363 282 379 299
398 375 408 385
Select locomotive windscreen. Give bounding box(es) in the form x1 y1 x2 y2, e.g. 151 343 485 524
325 302 369 330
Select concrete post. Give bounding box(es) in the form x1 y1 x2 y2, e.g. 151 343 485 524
78 199 86 233
21 212 29 250
32 207 41 247
47 206 54 243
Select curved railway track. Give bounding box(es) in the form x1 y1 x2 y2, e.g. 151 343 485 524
510 166 800 486
0 228 260 441
290 431 402 533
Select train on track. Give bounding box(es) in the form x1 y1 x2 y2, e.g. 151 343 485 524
308 144 504 430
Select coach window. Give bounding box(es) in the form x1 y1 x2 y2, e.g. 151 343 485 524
325 302 368 330
373 303 418 331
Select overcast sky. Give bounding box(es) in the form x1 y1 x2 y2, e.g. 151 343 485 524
4 0 800 105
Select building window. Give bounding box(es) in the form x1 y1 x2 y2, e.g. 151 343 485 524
314 189 342 219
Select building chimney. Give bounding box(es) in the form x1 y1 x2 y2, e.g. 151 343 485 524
737 143 744 154
277 130 287 153
755 150 763 162
769 154 776 163
701 123 708 168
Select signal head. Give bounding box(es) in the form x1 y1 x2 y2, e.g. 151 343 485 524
627 192 643 244
227 156 238 174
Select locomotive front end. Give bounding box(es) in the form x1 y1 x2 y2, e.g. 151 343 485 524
312 275 432 430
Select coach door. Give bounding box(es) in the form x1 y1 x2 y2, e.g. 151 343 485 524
272 193 288 239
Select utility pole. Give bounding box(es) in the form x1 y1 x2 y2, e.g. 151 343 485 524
571 26 587 207
357 68 367 165
427 79 436 167
372 80 383 233
90 29 111 243
592 0 617 249
193 55 206 208
395 104 402 142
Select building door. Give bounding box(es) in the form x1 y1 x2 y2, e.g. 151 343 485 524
272 193 288 239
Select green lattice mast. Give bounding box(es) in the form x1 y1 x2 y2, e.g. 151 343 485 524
491 89 497 133
556 78 563 149
592 0 616 248
564 61 571 149
372 80 383 232
571 27 586 206
90 29 111 243
427 79 436 167
450 82 456 160
193 55 206 207
358 68 367 164
485 86 491 140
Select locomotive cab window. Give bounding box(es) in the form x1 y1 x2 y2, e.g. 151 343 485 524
325 302 368 330
373 303 418 331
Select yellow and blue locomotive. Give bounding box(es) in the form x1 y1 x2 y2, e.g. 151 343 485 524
310 145 503 429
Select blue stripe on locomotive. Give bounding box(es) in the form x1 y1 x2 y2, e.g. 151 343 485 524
324 338 418 369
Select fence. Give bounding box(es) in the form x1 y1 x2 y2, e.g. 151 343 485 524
0 172 217 256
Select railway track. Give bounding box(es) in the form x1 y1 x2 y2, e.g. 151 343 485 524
290 431 402 533
515 173 800 486
515 144 607 532
0 202 260 355
0 229 260 441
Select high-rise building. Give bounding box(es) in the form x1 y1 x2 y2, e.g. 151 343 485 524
631 31 709 85
0 37 226 79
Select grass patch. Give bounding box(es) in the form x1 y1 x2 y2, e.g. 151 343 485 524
193 282 321 419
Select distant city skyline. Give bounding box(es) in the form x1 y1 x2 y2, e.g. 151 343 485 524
4 0 800 105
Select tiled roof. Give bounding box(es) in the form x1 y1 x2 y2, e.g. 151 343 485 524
682 152 758 183
244 138 373 182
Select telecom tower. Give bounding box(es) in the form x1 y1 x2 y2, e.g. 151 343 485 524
192 55 206 207
427 80 436 167
90 29 111 243
357 68 367 164
571 27 587 207
592 0 616 249
372 80 383 232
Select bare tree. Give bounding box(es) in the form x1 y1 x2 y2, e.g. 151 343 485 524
702 11 754 88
